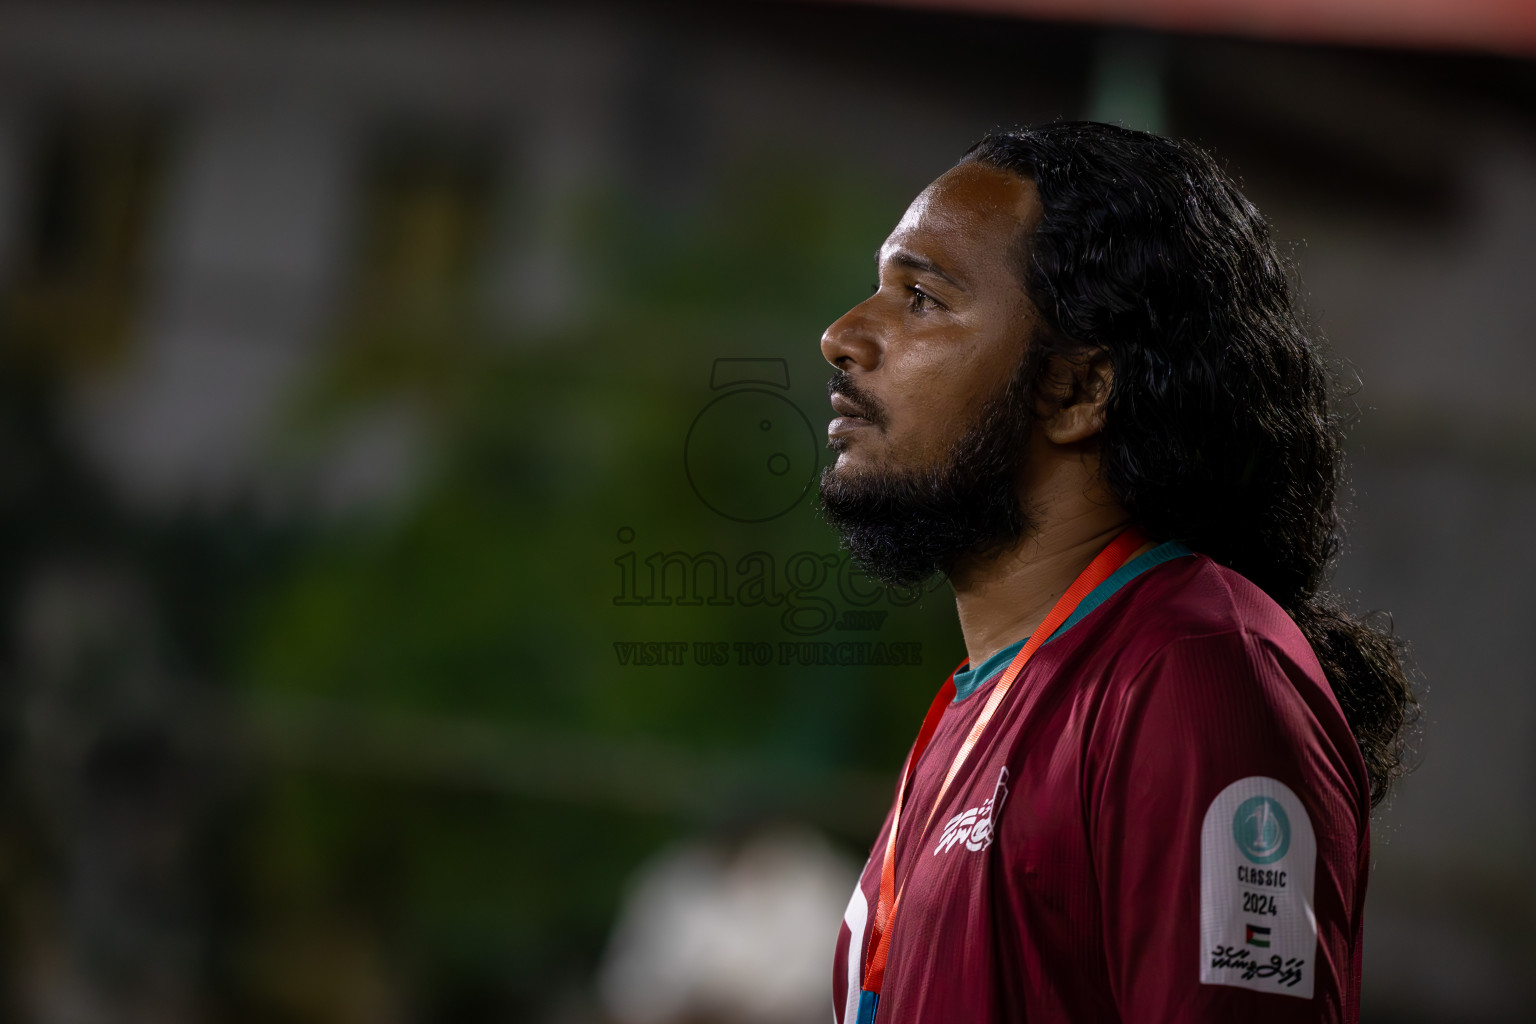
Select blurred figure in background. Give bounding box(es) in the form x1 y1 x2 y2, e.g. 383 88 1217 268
599 829 855 1024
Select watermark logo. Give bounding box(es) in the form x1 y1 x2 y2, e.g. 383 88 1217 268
613 527 927 636
609 527 935 666
612 360 936 667
683 358 818 523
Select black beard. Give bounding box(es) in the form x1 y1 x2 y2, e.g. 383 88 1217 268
817 357 1039 589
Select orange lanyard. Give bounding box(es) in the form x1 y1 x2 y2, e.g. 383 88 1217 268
861 527 1147 995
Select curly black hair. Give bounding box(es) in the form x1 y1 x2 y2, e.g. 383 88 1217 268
964 121 1416 807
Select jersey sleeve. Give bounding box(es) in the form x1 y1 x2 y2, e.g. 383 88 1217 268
1087 627 1369 1023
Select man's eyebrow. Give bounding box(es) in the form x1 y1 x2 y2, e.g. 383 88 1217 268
880 248 968 290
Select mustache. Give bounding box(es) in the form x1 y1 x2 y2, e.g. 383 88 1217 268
827 370 889 429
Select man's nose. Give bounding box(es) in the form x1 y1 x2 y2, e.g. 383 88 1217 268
820 300 882 372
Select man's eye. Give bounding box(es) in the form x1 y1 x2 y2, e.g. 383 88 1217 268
908 286 940 312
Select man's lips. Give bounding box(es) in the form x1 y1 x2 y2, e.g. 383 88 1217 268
828 391 880 440
829 392 871 421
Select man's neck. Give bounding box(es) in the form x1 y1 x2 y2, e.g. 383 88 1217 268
950 505 1141 669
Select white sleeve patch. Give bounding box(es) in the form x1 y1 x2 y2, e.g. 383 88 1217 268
1198 776 1317 998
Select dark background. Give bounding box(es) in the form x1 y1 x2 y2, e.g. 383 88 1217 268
0 1 1532 1021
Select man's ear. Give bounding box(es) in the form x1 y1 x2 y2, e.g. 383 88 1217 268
1034 349 1112 445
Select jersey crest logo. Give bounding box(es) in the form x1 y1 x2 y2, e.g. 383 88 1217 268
934 767 1009 855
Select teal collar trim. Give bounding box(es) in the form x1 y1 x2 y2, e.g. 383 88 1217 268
951 636 1026 704
950 540 1193 703
1043 540 1192 644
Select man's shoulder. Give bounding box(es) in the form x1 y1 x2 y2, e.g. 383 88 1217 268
1098 549 1314 666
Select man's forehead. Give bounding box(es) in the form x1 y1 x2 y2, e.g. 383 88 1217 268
881 162 1039 267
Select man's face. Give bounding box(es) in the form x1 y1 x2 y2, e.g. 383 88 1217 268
820 161 1041 480
816 162 1046 587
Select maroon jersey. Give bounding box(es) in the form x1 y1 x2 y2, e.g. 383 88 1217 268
832 545 1370 1022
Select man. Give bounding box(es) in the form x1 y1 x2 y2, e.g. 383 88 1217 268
819 123 1414 1023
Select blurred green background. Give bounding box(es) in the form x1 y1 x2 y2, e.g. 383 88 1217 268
0 2 1534 1022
